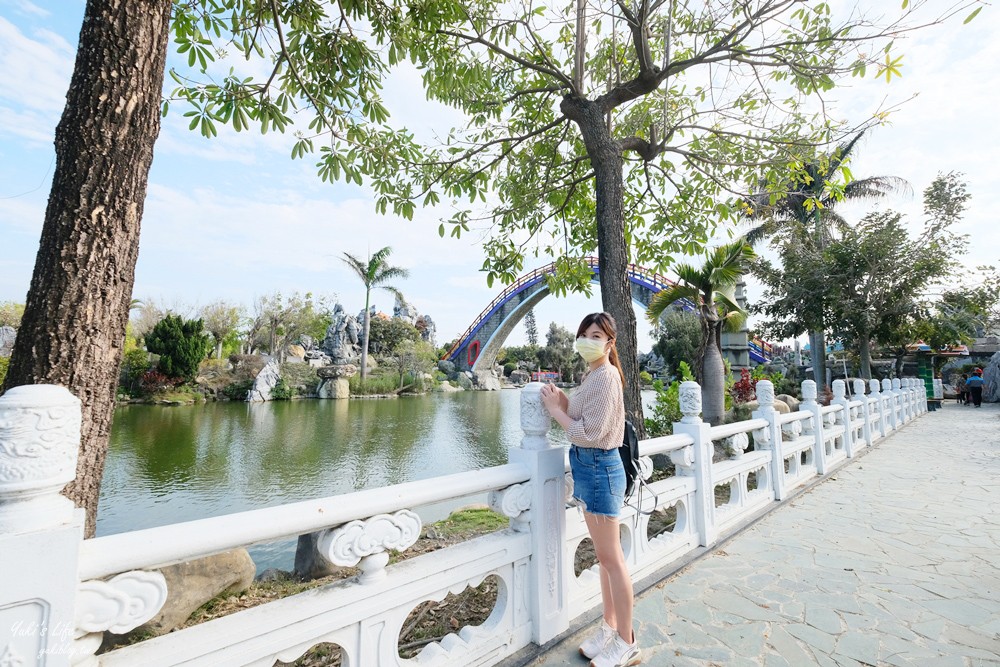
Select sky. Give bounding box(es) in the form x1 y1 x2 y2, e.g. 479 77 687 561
1 0 997 355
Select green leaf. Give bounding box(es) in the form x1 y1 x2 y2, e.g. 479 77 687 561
964 7 982 23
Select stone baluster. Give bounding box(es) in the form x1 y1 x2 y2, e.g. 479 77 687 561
510 382 568 643
672 381 717 547
0 386 85 666
853 379 872 448
870 379 886 439
751 380 786 500
903 379 912 419
800 380 828 475
881 379 896 432
891 378 904 425
831 380 855 458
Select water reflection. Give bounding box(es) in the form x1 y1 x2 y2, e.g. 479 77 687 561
98 392 522 570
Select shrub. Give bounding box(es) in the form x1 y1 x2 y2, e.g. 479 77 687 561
731 368 757 404
503 363 516 377
139 370 181 395
639 370 653 385
145 315 213 379
644 379 681 437
271 378 293 400
221 379 253 401
0 356 8 388
120 348 150 394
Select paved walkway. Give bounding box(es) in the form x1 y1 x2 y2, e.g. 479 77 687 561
529 402 1000 667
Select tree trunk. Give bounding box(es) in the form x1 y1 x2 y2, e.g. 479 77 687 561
360 294 371 382
564 97 645 436
1 0 172 537
809 330 827 390
859 333 872 380
701 322 726 425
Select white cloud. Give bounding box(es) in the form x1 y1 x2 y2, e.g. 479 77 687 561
0 17 73 113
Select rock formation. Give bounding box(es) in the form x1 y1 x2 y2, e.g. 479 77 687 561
0 325 15 357
317 364 357 399
322 304 362 363
984 350 1000 403
126 549 254 638
247 359 281 402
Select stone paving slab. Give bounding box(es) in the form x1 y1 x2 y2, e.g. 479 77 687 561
528 403 1000 666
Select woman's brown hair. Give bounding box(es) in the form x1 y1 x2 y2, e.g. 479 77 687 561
576 312 626 386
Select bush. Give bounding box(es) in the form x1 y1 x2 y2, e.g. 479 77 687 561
120 348 150 395
145 315 213 379
271 378 293 400
730 368 757 404
503 363 516 377
644 379 681 437
0 356 8 388
221 379 253 401
639 370 653 385
139 370 181 395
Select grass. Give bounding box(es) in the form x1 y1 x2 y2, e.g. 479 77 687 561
349 372 402 395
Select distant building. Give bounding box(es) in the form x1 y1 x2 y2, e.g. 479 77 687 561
531 371 560 383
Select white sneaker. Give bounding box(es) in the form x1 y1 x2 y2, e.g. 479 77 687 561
578 620 617 659
589 632 641 667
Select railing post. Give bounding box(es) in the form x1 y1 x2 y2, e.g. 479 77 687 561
904 379 915 419
891 378 903 425
513 383 568 644
800 380 827 475
854 379 873 448
882 379 896 432
832 380 854 458
751 380 786 500
0 385 85 667
672 381 717 547
870 379 886 439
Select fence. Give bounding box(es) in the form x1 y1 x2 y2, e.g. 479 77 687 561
0 377 929 667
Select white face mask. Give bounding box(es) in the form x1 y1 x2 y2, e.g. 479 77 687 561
575 337 608 363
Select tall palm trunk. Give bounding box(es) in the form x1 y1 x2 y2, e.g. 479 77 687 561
360 292 371 381
700 321 726 425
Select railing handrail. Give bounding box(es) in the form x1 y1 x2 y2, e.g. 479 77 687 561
709 418 769 440
79 462 530 581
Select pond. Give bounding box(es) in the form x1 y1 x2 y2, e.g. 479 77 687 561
97 390 585 572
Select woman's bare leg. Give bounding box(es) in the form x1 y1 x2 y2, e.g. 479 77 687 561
585 511 634 642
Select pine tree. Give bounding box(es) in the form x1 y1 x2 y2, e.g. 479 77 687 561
524 309 538 347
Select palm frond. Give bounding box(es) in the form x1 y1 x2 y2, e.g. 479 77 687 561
647 284 701 323
373 266 410 284
841 175 912 202
341 252 370 284
707 240 755 287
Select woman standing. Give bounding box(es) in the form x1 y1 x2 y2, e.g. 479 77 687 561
539 312 640 667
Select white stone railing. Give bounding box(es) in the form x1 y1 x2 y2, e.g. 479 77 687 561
0 377 930 667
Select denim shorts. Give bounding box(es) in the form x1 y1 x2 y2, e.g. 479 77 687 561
569 445 625 518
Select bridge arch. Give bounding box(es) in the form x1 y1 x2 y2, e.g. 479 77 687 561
445 258 689 374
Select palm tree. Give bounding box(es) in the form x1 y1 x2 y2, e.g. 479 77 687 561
745 131 909 388
341 247 409 382
647 240 755 425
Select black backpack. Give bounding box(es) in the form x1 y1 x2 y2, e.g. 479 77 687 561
619 419 657 516
619 420 640 499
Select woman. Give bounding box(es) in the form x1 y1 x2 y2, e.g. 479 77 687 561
539 312 640 667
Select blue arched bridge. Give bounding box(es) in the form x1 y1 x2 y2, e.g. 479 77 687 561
444 257 773 374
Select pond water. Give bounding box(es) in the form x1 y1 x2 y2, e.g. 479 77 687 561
97 390 585 572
